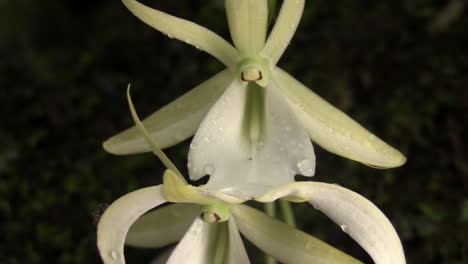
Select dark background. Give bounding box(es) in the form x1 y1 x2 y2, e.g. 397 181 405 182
1 0 467 263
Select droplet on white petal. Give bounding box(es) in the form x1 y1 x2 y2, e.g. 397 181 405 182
297 159 315 176
188 80 315 199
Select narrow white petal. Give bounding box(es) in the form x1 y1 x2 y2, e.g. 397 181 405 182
272 67 406 168
126 203 200 248
225 0 268 56
122 0 238 68
257 183 406 264
231 204 362 264
188 80 315 199
103 70 233 155
226 217 250 264
261 0 305 66
97 185 167 264
166 217 217 264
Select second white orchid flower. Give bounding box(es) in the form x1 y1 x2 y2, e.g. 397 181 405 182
104 0 406 199
97 90 405 264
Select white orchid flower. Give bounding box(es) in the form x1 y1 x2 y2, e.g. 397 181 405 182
97 90 405 264
103 0 406 199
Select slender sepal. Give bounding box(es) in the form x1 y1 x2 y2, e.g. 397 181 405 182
261 0 305 66
231 204 362 264
225 0 268 56
272 67 406 168
103 69 233 155
122 0 238 68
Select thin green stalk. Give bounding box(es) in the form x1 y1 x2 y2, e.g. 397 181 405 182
279 199 296 228
264 202 278 264
213 223 229 264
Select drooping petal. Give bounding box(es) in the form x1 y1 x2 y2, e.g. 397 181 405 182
166 217 218 264
126 203 200 248
257 182 406 264
122 0 238 68
225 0 268 56
231 204 362 264
188 80 315 199
272 67 406 168
226 217 250 264
97 185 167 264
103 69 233 155
261 0 305 66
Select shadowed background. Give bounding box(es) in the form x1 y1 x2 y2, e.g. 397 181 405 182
1 0 467 263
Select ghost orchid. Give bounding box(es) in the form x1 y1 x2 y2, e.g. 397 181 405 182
104 0 405 198
96 91 405 264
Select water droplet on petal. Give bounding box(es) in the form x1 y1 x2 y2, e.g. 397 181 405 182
340 224 348 232
297 159 314 176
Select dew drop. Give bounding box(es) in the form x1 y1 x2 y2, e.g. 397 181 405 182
203 164 215 175
297 159 315 176
340 224 348 232
285 126 291 131
305 242 311 249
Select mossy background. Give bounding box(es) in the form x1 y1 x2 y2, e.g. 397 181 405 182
1 0 467 263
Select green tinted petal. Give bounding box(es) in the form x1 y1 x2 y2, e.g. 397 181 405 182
103 70 233 155
225 0 268 56
97 185 167 264
122 0 238 68
261 0 305 66
257 182 406 264
272 67 406 168
126 203 200 248
232 204 362 264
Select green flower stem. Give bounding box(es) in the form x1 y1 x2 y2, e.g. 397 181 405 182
213 223 229 264
264 202 278 264
279 199 296 228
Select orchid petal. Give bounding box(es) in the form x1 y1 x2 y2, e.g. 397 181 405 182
261 0 305 66
225 0 268 56
257 182 406 264
226 217 250 264
126 203 200 248
272 67 406 168
166 217 218 264
97 185 166 264
122 0 238 68
188 80 315 199
103 69 233 155
231 204 362 264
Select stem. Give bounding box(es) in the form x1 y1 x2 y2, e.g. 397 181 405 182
213 223 229 264
264 202 278 264
279 199 296 228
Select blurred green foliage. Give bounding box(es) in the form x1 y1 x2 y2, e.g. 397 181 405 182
1 0 467 263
